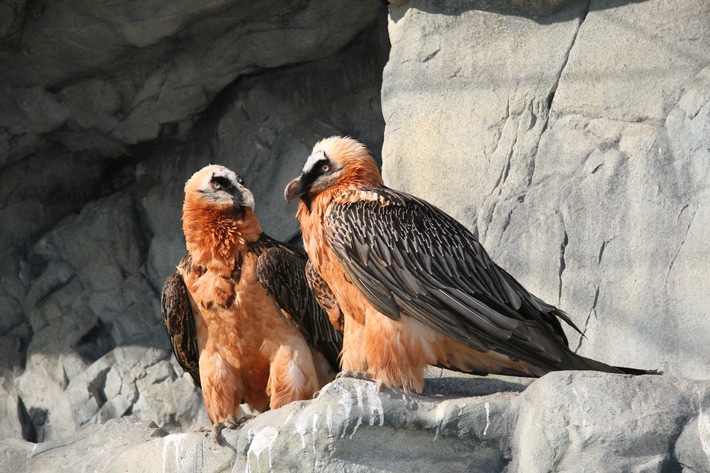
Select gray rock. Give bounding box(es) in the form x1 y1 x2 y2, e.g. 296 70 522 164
382 0 710 380
675 407 710 473
388 0 572 15
0 0 25 40
511 372 702 472
0 0 388 444
1 0 708 469
0 1 380 147
2 373 708 472
65 343 208 434
0 384 22 442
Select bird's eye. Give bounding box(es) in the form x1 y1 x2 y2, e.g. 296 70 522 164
211 176 232 190
321 163 331 173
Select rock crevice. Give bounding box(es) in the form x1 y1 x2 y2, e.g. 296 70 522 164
1 0 709 470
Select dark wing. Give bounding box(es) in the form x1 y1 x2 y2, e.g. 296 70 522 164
326 187 583 371
252 235 343 371
161 268 201 387
305 260 343 331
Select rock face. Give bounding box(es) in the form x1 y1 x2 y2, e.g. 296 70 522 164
2 373 710 472
382 0 710 379
0 0 388 443
1 0 709 470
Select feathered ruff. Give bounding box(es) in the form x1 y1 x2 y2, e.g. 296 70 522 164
182 199 262 267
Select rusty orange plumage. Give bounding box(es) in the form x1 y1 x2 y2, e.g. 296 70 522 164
162 165 341 441
284 136 657 393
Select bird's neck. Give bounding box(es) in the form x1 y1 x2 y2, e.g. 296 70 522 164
183 202 262 266
295 182 364 271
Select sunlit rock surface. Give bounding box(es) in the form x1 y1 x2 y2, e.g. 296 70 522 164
382 0 710 380
2 373 709 472
1 0 709 470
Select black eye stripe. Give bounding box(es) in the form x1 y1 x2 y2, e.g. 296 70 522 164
313 158 329 172
211 175 233 189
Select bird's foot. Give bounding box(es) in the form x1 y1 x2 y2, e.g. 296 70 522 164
209 415 255 444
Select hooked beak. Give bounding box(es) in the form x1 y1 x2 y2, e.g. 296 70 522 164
284 175 306 203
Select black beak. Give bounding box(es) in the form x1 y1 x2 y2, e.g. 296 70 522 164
284 175 307 203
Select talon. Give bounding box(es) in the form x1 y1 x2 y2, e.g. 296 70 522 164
312 390 321 399
225 415 254 429
210 422 226 445
224 418 239 429
209 415 256 444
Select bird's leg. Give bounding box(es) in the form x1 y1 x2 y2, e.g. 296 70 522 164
209 415 256 444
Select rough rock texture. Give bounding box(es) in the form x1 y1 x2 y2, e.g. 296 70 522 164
382 0 710 379
2 373 710 472
0 0 388 443
1 0 709 470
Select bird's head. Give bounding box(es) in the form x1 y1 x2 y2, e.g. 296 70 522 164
184 164 255 217
284 136 384 207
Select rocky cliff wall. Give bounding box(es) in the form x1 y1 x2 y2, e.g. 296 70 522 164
0 0 709 471
0 0 388 442
382 0 710 379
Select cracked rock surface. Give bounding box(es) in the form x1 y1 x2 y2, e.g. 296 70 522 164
1 0 709 470
2 373 709 473
0 0 388 444
383 0 710 380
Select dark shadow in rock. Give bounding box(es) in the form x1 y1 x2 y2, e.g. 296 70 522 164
389 0 650 25
17 396 37 443
73 319 116 364
421 374 533 398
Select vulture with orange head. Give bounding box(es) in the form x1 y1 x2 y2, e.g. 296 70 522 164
284 136 656 393
161 164 342 442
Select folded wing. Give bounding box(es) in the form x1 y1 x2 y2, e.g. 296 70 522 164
253 236 343 370
161 263 201 387
326 187 583 371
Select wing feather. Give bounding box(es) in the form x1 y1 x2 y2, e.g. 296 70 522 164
325 187 580 369
252 235 343 371
305 261 343 331
161 268 201 387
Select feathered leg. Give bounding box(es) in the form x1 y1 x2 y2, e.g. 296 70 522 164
267 340 320 409
199 348 246 444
